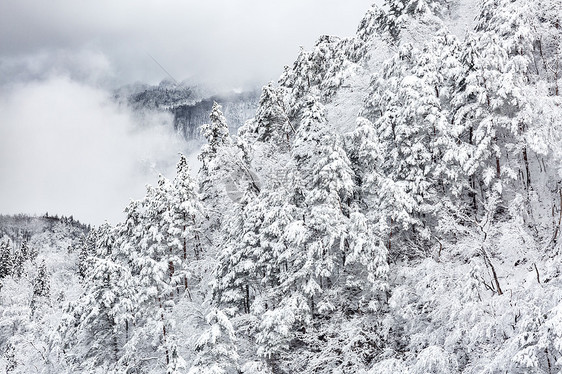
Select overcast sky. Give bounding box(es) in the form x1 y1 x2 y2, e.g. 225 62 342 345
0 1 377 225
0 0 376 88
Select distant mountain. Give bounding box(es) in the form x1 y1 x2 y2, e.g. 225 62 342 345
115 80 260 140
0 213 90 250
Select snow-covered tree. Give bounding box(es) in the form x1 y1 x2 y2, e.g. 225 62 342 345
188 308 239 374
0 240 12 279
360 32 464 252
32 259 50 299
244 83 293 144
199 102 230 182
167 154 205 296
58 225 136 372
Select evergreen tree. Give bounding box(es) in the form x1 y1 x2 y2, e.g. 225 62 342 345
77 233 93 280
19 240 29 261
169 154 204 262
244 82 293 144
449 0 543 222
11 247 25 279
198 102 230 177
197 103 234 228
360 35 462 251
0 240 13 279
59 225 135 372
3 342 17 373
188 308 239 374
32 259 50 299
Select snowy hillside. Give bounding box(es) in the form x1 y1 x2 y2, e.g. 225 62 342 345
116 81 260 140
2 0 562 372
0 215 89 373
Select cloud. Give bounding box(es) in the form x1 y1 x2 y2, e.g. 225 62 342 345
0 49 114 87
0 76 192 224
0 0 376 88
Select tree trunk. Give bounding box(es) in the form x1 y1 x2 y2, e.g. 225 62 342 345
552 189 562 244
470 175 478 218
159 297 170 365
388 218 393 252
555 18 560 96
481 248 503 295
245 284 250 313
522 147 531 190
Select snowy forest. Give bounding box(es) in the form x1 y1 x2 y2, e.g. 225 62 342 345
1 0 562 372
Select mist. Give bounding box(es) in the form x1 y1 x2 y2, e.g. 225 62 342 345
0 76 194 224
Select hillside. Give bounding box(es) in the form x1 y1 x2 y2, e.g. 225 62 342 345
0 215 89 373
116 81 260 140
2 0 562 373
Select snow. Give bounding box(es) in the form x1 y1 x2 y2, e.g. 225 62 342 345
3 0 562 372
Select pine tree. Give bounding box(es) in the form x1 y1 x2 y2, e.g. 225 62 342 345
362 41 447 250
198 102 230 178
161 154 205 303
130 177 181 368
0 240 13 279
197 103 234 228
380 0 452 40
198 103 261 237
11 247 25 279
278 48 313 118
19 240 29 261
188 308 239 374
77 233 93 280
32 259 50 298
59 225 135 372
450 0 542 221
292 96 330 172
244 82 293 144
3 342 17 373
214 186 297 314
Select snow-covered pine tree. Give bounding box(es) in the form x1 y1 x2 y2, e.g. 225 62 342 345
363 37 456 252
380 0 452 40
292 96 329 171
0 240 13 279
188 308 239 374
166 154 204 298
19 241 29 262
11 241 32 279
58 224 135 372
278 48 314 119
198 102 259 232
449 0 543 224
129 177 182 369
198 102 231 205
32 259 50 299
243 82 293 144
77 232 94 280
219 95 388 372
214 181 299 316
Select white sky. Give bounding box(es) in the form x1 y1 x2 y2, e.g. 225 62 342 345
0 1 378 225
0 0 376 88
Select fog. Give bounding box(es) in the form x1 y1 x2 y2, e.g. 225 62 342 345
0 77 193 224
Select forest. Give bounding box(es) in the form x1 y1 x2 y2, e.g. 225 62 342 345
1 0 562 372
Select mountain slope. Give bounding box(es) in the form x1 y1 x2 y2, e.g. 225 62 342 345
3 0 562 373
116 81 260 140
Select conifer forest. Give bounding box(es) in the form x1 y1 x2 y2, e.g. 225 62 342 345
1 0 562 372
